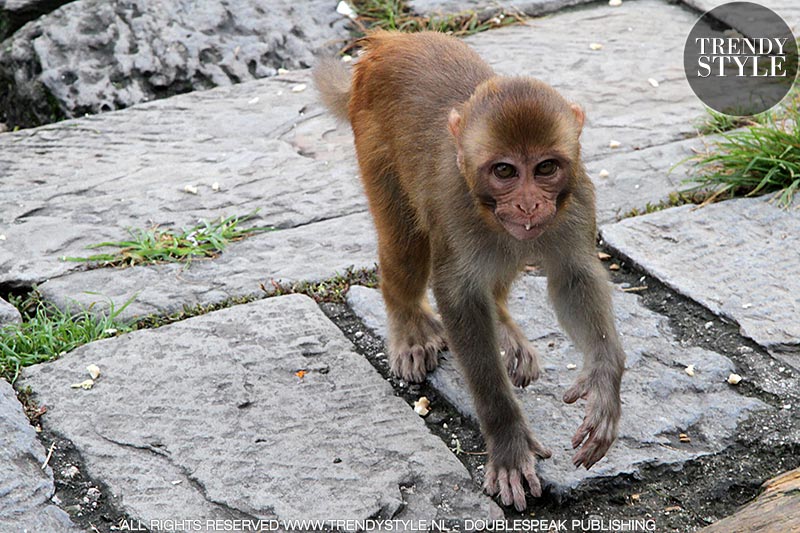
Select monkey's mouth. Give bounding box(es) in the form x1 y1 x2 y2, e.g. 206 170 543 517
497 217 549 241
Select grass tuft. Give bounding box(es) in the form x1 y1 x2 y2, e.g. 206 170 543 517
268 266 379 303
63 212 273 268
620 190 715 219
347 0 522 47
0 292 133 382
688 97 800 207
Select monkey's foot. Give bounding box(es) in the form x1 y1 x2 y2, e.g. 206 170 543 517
564 372 621 469
497 322 540 388
484 427 552 511
388 313 446 383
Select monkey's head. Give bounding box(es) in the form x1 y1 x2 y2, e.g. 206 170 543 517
448 77 585 241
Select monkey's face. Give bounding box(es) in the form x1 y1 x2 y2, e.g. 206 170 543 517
472 154 570 241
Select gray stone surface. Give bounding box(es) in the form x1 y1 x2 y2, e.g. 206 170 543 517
0 296 21 325
40 211 377 321
0 379 78 532
408 0 596 17
601 197 800 366
0 70 364 289
588 136 705 224
680 0 800 32
0 0 350 126
20 294 501 521
465 0 708 159
347 278 767 495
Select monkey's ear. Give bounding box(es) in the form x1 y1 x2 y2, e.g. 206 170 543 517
448 108 465 169
447 108 463 139
570 104 585 134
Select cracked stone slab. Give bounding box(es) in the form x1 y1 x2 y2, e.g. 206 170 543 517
38 211 378 321
20 294 501 522
464 0 709 158
407 0 597 18
0 379 79 532
347 277 768 495
0 70 364 288
601 197 800 371
0 0 350 126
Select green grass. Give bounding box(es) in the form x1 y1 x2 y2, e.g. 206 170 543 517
620 191 714 219
269 266 379 303
695 108 768 135
347 0 522 46
0 292 133 382
63 212 273 268
688 97 800 207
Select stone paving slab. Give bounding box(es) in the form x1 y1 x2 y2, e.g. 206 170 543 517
20 294 501 523
588 136 703 224
347 277 768 495
408 0 596 17
601 197 800 370
465 0 709 159
680 0 800 31
0 70 363 288
0 379 79 532
39 211 377 321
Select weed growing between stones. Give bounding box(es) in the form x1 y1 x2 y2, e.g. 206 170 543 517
0 292 133 382
62 212 273 268
619 190 714 220
267 266 379 303
347 0 522 46
688 94 800 207
694 108 768 135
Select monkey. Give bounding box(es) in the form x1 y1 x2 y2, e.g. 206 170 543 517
314 31 625 511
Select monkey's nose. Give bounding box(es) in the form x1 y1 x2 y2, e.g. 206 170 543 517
515 203 538 215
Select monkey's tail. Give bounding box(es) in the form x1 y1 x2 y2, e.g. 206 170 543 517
313 58 352 123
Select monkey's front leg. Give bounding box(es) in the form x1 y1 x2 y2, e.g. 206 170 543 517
433 270 552 511
545 257 625 469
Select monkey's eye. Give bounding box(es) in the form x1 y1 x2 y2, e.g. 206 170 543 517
536 160 559 176
492 163 517 179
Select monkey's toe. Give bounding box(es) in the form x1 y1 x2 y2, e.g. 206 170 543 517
499 326 541 388
389 343 440 383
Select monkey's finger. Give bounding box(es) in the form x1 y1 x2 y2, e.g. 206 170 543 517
523 465 543 499
563 380 589 404
571 420 592 449
509 470 527 511
530 437 553 459
497 468 513 507
483 465 498 495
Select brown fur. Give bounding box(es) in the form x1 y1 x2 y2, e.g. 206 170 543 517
314 31 625 512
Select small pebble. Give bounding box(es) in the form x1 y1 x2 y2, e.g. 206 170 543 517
598 169 610 178
277 68 289 75
685 364 695 377
589 43 604 51
354 331 364 339
609 263 620 271
597 252 611 260
247 96 259 105
609 0 622 5
783 404 792 410
341 54 353 63
727 373 742 385
609 140 622 149
567 363 577 370
291 84 307 93
183 184 198 195
211 182 220 192
704 321 713 330
647 78 659 88
679 433 691 443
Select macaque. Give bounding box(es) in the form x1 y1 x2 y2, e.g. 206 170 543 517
314 31 625 511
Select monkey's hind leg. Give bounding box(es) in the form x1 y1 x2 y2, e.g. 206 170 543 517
363 174 445 382
495 281 541 388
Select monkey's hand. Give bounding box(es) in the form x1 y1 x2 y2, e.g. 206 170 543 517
483 425 552 511
564 371 621 469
